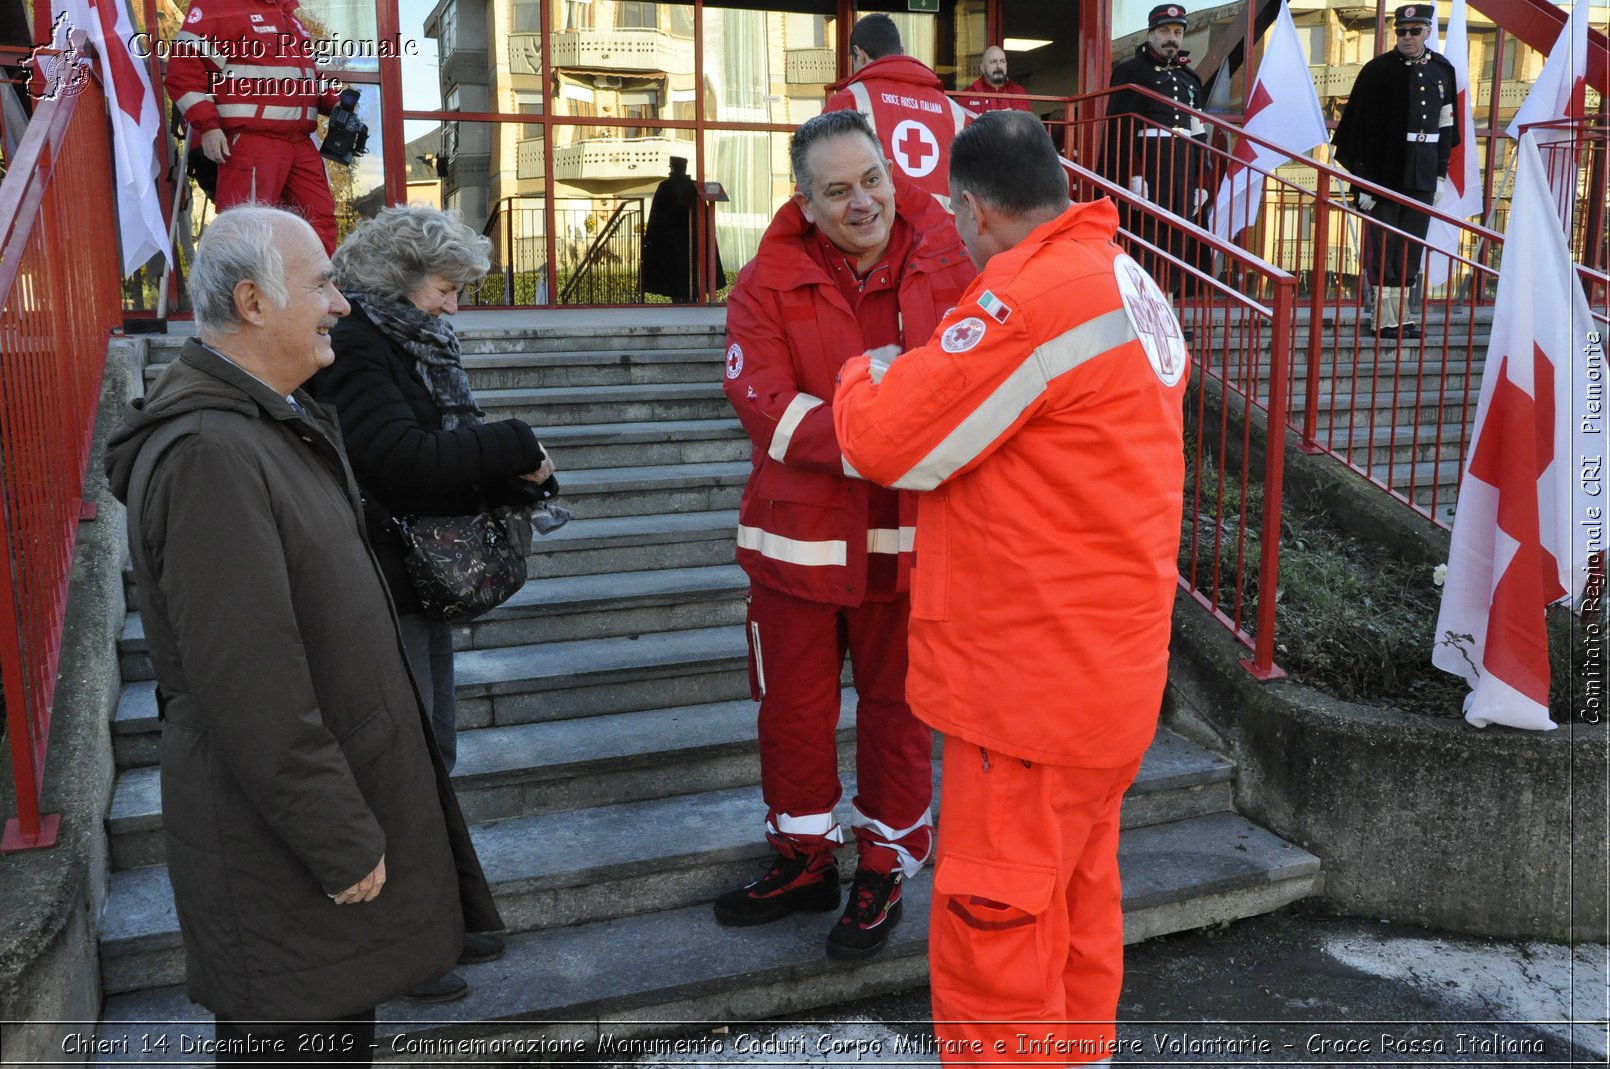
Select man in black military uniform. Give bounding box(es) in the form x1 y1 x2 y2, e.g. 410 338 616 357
1106 4 1210 300
1332 4 1459 340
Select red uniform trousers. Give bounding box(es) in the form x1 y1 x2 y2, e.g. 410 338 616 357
746 583 934 875
215 131 339 255
929 742 1142 1066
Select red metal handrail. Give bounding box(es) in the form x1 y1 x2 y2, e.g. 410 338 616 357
1064 150 1300 678
0 74 123 852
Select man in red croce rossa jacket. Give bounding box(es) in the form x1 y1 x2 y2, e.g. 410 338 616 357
713 110 975 961
166 0 343 253
957 46 1033 115
823 13 972 210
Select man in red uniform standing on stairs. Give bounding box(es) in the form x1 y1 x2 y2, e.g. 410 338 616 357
166 0 343 253
714 110 975 960
824 13 972 209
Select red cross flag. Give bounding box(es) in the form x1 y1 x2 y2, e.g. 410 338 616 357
1505 0 1590 228
1431 132 1603 731
1207 0 1328 241
1424 0 1482 287
53 0 169 276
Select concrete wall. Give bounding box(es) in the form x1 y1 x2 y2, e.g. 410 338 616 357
1170 379 1607 938
0 343 139 1067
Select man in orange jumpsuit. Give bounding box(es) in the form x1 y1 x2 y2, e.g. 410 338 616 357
834 110 1188 1063
824 14 972 209
166 0 344 253
714 110 975 960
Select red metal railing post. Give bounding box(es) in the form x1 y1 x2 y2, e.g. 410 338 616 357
0 78 121 851
1243 279 1294 681
1301 172 1330 453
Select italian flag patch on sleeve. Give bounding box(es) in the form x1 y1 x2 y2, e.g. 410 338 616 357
978 290 1013 324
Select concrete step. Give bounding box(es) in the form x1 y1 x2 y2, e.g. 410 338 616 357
119 566 751 676
105 710 1233 874
96 809 1319 1060
1306 386 1473 431
540 418 748 471
98 730 1239 994
452 624 749 726
141 314 727 356
527 509 738 579
558 461 748 519
1309 419 1472 467
478 382 734 427
111 620 750 772
145 348 727 391
460 563 748 650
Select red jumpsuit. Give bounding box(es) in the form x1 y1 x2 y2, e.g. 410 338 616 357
723 182 975 875
166 0 342 252
834 199 1188 1063
825 55 973 209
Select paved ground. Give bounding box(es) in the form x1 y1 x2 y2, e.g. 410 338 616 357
609 902 1606 1069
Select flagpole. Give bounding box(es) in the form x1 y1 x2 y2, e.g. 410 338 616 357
155 125 189 320
1453 144 1518 307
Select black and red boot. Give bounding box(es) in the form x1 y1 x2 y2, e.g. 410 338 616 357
825 863 903 960
713 849 840 926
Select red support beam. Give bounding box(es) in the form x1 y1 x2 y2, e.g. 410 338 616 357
1468 0 1610 97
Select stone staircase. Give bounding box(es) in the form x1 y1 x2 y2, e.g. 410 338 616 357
95 309 1321 1063
1196 304 1493 524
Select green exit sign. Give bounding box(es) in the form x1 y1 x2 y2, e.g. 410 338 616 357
908 0 939 11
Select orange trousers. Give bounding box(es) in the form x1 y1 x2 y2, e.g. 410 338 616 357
928 742 1141 1066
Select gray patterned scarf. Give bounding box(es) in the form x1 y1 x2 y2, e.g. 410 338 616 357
346 290 482 429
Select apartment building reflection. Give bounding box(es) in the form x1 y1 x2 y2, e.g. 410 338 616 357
421 0 843 304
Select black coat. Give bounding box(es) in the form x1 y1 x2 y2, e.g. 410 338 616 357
104 343 501 1020
1333 48 1459 194
642 172 725 301
1104 45 1205 182
309 303 547 615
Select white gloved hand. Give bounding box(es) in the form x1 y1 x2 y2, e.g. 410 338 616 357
866 344 903 385
1128 175 1149 199
1191 188 1210 215
1356 192 1377 212
1435 175 1449 204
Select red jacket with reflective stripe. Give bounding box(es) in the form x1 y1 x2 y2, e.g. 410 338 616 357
723 184 975 606
833 199 1188 766
825 56 972 205
166 0 339 138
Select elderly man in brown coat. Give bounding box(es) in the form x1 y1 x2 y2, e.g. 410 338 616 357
105 205 501 1064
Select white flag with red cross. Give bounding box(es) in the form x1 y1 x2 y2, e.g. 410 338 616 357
1431 132 1603 731
1207 0 1328 241
52 0 170 276
1505 0 1590 229
1424 0 1482 288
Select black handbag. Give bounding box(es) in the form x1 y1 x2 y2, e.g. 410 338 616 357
396 506 534 622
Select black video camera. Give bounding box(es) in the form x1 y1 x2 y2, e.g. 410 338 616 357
319 88 369 165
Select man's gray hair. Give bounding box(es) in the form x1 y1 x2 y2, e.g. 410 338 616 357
790 110 884 194
188 205 301 334
332 205 490 301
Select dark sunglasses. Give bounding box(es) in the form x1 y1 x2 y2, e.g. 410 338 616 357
1395 26 1426 36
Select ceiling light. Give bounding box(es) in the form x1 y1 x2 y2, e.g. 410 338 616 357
1003 37 1052 52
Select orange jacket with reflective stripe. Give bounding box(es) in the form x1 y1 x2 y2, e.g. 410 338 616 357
166 0 340 138
722 183 975 606
834 199 1188 766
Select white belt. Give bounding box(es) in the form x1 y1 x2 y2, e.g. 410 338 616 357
1141 128 1188 137
1406 131 1436 142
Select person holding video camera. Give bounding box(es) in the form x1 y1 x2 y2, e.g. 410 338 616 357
166 0 353 253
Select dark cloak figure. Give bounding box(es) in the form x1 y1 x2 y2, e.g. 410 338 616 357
642 157 723 301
